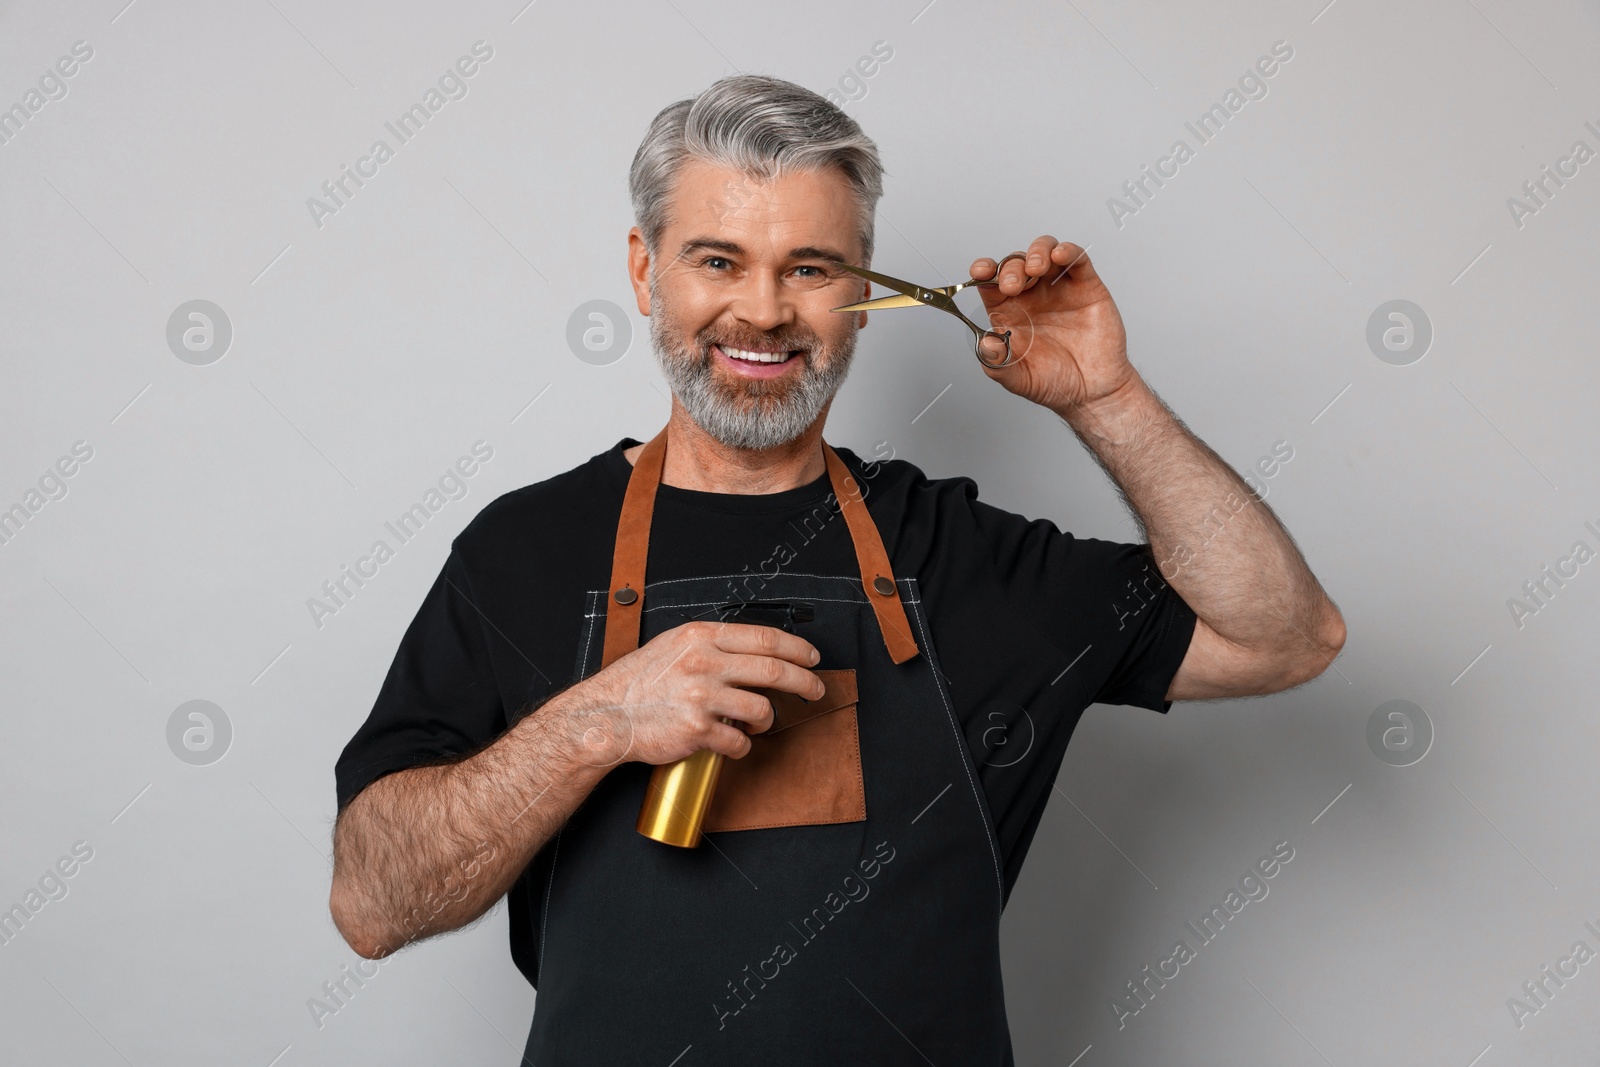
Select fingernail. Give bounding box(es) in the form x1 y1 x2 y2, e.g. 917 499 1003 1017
1028 255 1042 267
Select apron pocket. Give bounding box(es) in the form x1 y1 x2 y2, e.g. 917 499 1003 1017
702 668 865 832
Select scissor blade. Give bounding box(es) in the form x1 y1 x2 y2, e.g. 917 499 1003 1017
832 292 926 312
837 263 927 302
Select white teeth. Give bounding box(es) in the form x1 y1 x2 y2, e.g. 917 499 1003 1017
721 345 791 363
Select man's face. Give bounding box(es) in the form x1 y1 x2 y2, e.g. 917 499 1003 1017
628 158 869 450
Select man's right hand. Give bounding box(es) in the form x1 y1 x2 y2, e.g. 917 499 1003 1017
331 621 823 959
553 621 826 768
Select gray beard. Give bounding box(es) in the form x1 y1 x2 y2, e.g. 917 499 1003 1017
648 282 855 451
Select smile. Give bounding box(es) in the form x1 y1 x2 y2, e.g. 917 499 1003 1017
712 343 804 379
717 345 797 364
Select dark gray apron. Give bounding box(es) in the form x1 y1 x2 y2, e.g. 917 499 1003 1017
522 429 1013 1064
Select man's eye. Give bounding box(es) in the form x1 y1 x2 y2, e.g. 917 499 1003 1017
793 265 825 278
703 256 731 270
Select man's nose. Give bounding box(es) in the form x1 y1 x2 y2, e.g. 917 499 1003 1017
729 270 793 332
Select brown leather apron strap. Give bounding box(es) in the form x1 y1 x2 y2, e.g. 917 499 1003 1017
599 428 667 669
821 443 920 664
600 427 920 667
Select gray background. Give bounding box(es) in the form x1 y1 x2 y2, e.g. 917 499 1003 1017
2 0 1597 1063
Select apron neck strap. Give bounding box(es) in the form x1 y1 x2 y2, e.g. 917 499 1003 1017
600 426 920 669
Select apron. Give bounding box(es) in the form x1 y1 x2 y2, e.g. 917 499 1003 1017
523 427 1013 1065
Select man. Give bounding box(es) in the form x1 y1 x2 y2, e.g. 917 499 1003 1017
330 73 1344 1063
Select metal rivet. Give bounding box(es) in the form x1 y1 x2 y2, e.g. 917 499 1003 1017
872 576 895 597
614 586 638 605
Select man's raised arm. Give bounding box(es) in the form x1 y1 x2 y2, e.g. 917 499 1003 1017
968 237 1346 701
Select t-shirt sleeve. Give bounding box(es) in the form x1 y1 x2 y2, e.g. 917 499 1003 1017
334 548 507 811
970 498 1197 712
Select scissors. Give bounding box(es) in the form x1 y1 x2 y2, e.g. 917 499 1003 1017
830 252 1040 369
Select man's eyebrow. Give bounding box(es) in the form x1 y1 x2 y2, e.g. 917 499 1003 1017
678 237 745 258
787 246 851 264
675 238 852 264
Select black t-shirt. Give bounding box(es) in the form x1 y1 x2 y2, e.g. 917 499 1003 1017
335 439 1196 929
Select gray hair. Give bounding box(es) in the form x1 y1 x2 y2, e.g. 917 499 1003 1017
629 74 885 266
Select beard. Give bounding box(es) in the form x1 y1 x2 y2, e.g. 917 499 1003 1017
648 276 856 451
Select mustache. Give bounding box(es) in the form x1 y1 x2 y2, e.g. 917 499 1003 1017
697 331 818 354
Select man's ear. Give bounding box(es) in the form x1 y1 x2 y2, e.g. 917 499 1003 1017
627 226 651 316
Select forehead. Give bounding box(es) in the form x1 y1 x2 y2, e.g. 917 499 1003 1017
666 157 860 258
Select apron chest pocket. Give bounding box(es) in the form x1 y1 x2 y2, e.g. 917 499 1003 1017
702 668 865 832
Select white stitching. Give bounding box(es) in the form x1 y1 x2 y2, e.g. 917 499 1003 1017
587 599 921 615
584 574 915 592
538 827 562 986
643 594 873 614
544 593 602 985
579 591 600 672
586 574 915 588
904 578 1005 914
602 571 866 590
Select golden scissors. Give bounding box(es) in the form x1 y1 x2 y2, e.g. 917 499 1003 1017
831 252 1039 369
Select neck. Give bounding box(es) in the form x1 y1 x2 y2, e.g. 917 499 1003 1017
624 398 830 493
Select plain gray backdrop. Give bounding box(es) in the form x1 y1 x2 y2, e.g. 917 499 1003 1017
3 0 1598 1063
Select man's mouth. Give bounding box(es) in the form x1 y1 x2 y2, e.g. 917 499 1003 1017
717 344 797 364
712 343 804 378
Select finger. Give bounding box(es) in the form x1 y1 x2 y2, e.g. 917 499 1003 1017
717 650 828 700
1024 234 1059 279
707 621 820 666
703 720 756 760
707 688 776 734
998 251 1029 293
721 652 828 700
969 255 1000 282
977 332 1012 367
1046 241 1095 285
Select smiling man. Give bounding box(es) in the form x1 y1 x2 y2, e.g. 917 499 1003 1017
329 74 1345 1064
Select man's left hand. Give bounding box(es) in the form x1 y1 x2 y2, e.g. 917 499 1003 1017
970 236 1133 415
970 237 1347 700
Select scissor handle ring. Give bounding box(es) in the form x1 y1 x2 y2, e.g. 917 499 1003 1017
976 328 1018 369
974 252 1032 369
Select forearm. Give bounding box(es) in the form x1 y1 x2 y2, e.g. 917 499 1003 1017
1057 374 1343 665
329 690 607 958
